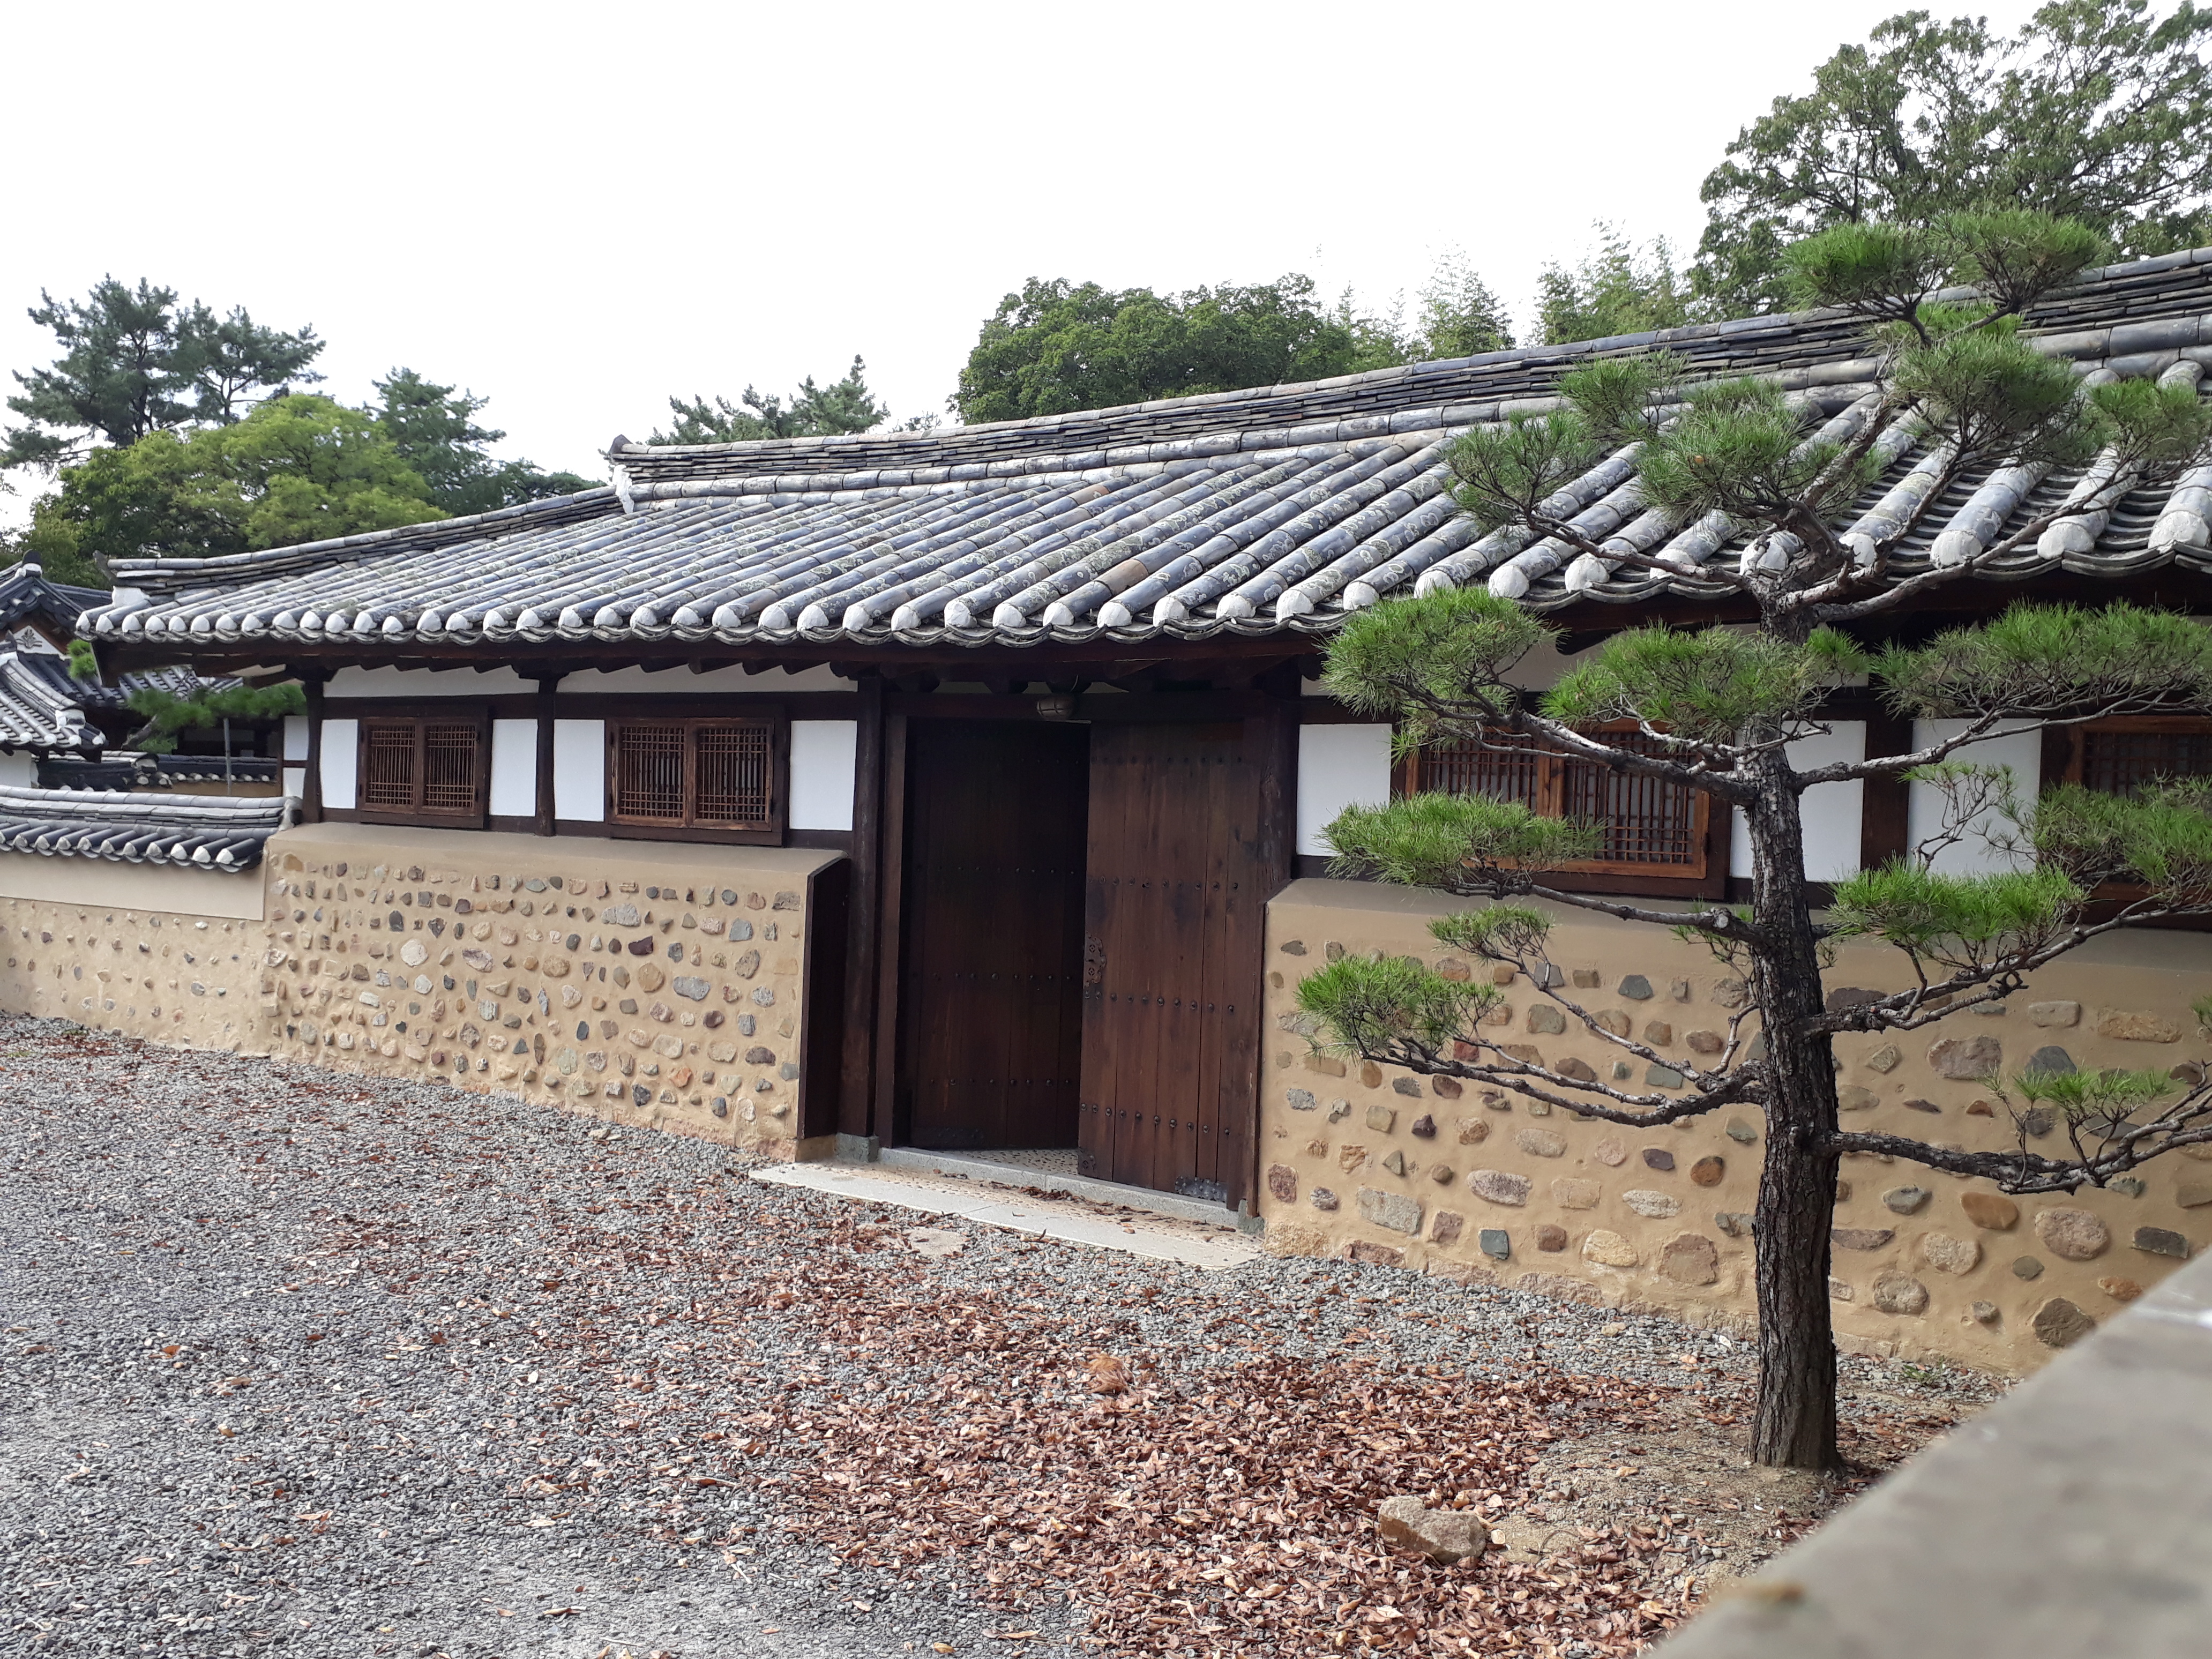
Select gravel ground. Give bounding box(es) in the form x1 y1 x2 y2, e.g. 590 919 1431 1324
0 1016 1993 1658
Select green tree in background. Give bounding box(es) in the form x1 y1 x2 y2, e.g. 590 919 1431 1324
1407 250 1517 360
370 369 592 514
30 394 440 571
953 256 1520 424
1697 1 2212 314
954 275 1382 424
651 356 899 444
3 277 323 470
1537 226 1695 345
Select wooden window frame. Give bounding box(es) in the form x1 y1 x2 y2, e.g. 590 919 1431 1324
604 713 788 846
2043 717 2212 795
353 711 490 829
1399 723 1718 887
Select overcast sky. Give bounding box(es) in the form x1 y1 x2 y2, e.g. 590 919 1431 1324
3 0 2048 519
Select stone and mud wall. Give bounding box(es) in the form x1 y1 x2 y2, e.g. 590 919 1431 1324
254 826 841 1159
0 824 842 1162
1260 878 2212 1373
0 858 267 1049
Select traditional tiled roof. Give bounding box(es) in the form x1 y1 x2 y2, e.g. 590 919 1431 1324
0 557 106 641
38 752 283 791
79 250 2212 657
0 647 102 753
0 784 289 869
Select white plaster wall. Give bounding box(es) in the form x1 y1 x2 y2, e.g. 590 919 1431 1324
1908 719 2043 874
1729 721 1867 883
1297 724 1393 857
320 720 358 809
0 855 267 919
281 715 308 797
326 665 534 697
789 720 857 831
552 719 605 821
559 663 850 694
0 752 35 788
489 719 536 818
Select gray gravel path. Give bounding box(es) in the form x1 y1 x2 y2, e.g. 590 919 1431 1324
0 1015 1978 1658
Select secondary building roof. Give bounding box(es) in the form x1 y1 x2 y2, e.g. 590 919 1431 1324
0 644 102 753
0 784 288 870
78 250 2212 663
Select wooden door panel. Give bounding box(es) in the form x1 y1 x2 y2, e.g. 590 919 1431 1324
900 722 1088 1150
1080 719 1284 1204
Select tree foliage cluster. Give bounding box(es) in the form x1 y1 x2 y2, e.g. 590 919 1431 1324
1301 209 2212 1470
2 281 592 586
1697 0 2212 312
120 680 307 754
952 260 1516 425
648 356 922 445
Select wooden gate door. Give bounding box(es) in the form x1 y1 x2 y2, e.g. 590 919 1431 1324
1078 718 1290 1206
897 721 1089 1150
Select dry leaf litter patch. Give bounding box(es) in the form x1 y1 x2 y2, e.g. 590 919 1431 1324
0 1017 1996 1658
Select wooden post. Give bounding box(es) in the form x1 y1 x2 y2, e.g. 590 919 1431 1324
534 674 561 836
1860 711 1914 871
301 675 326 824
839 675 886 1141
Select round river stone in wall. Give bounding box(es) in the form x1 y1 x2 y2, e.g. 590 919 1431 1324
1593 1138 1628 1168
1623 1190 1680 1220
1657 1233 1718 1285
1918 1232 1982 1274
2032 1297 2096 1348
400 938 428 966
2034 1207 2111 1261
1582 1230 1637 1267
1551 1177 1601 1210
1871 1272 1930 1316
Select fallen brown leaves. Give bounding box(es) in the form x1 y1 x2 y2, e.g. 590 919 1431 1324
773 1352 1687 1655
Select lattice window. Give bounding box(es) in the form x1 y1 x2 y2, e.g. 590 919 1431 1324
1404 725 1708 877
359 723 417 810
609 718 779 835
695 722 773 827
614 722 687 823
2078 724 2212 797
354 718 483 822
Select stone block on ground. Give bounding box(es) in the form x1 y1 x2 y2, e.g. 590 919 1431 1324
1376 1497 1490 1565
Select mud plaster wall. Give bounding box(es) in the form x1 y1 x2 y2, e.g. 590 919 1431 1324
255 826 839 1157
1260 878 2212 1375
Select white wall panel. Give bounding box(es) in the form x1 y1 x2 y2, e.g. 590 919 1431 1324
1298 724 1393 857
1908 720 2042 874
789 720 857 832
489 719 537 819
0 752 35 788
326 665 533 697
320 720 357 809
1729 722 1867 883
552 720 605 822
282 716 309 760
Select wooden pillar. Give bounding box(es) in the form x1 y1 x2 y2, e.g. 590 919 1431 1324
301 675 326 824
533 674 561 836
1860 711 1914 871
839 675 886 1141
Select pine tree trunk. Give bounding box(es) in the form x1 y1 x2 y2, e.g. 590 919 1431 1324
1743 756 1843 1470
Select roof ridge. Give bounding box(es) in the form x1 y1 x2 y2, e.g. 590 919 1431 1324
607 246 2212 469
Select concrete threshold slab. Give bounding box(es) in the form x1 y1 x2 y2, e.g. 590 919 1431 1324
868 1145 1242 1229
751 1161 1264 1272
